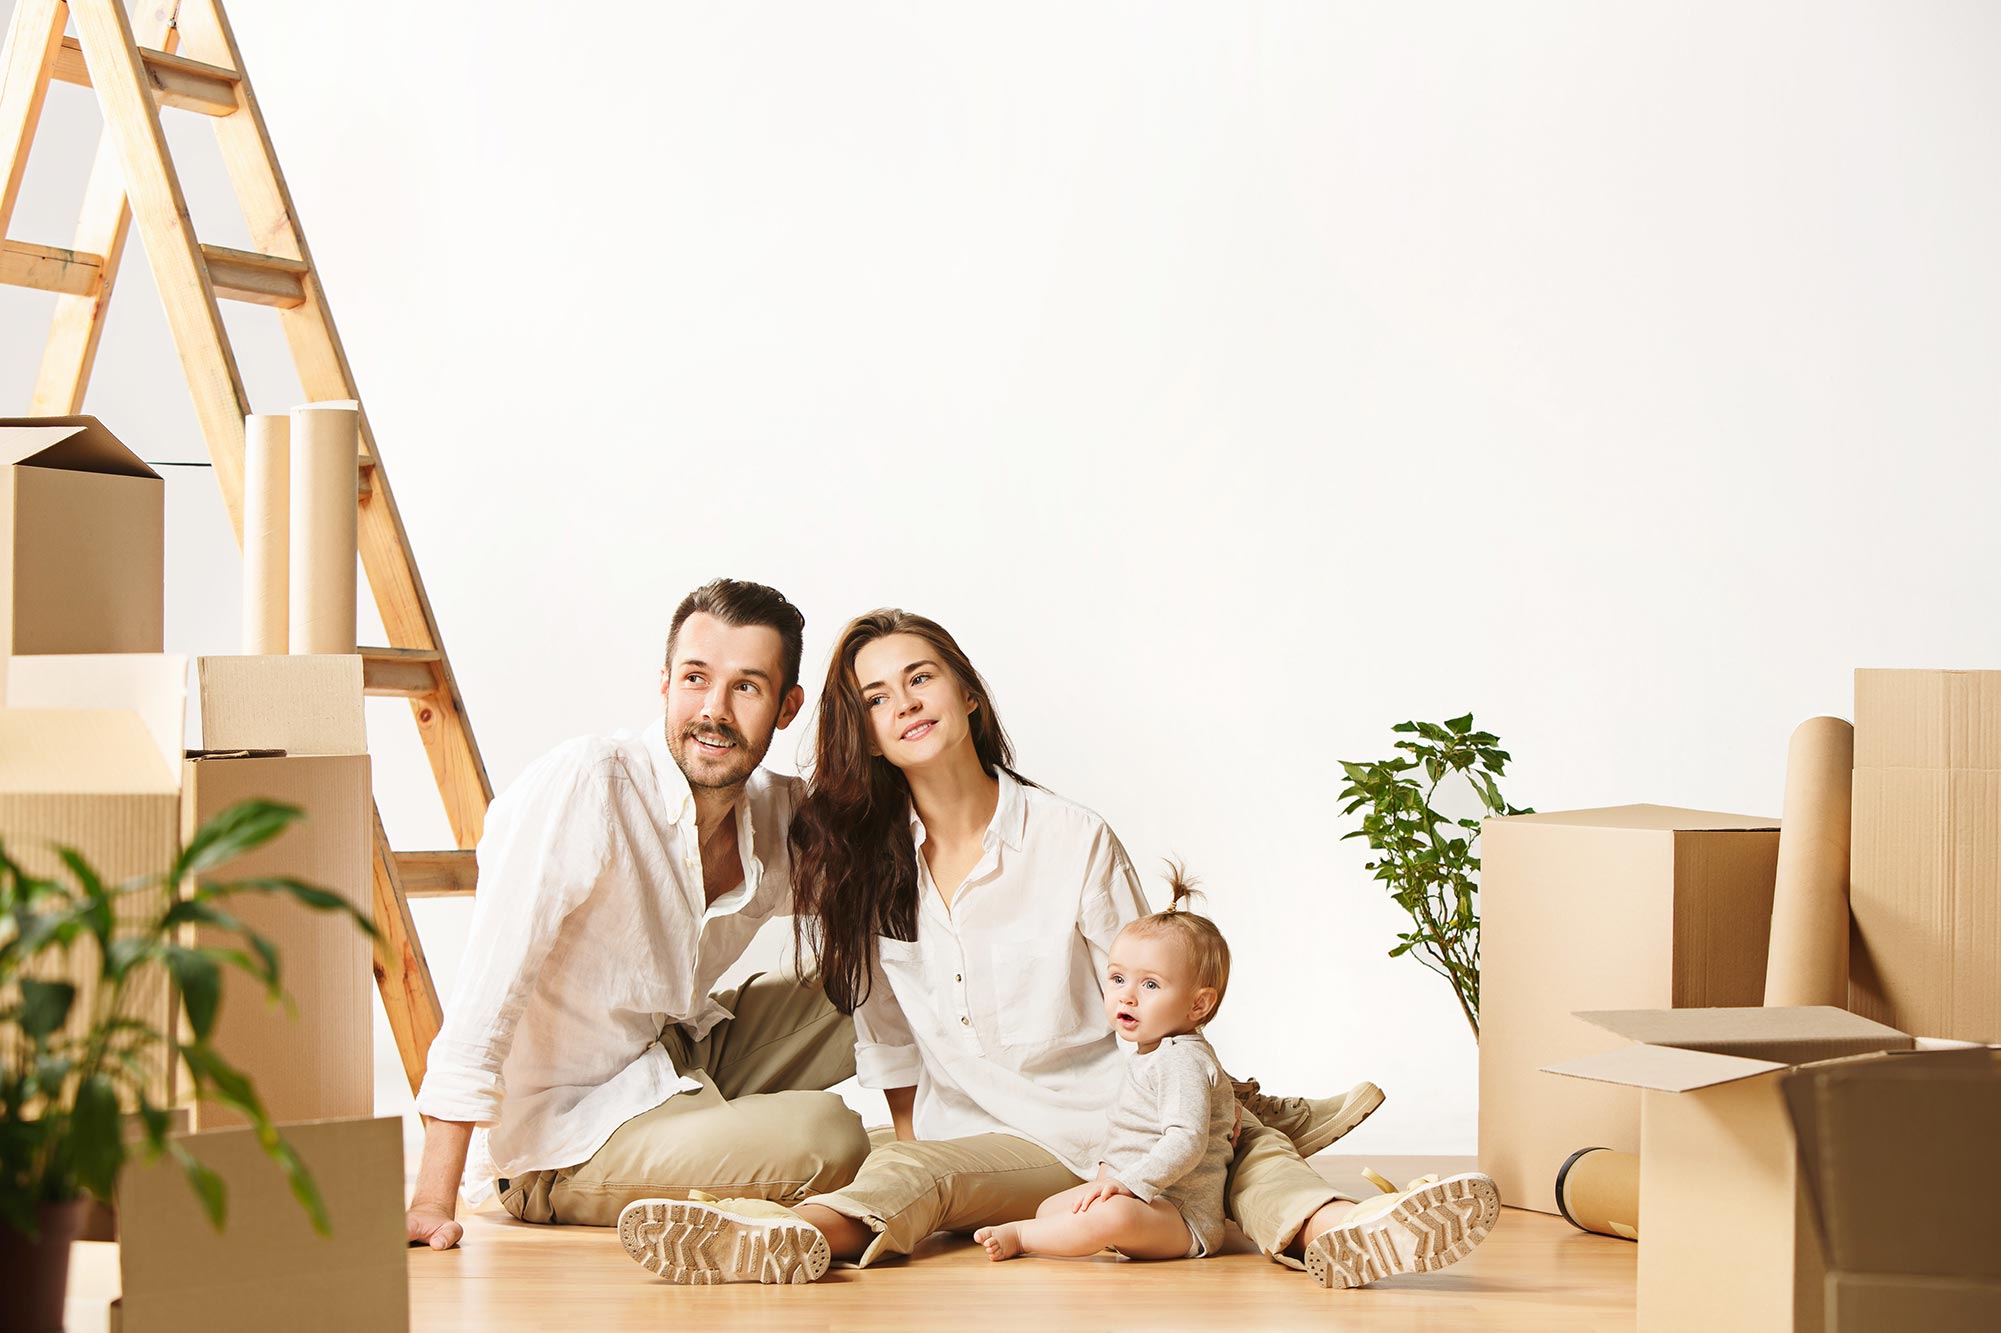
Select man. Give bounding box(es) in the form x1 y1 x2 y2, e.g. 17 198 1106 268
406 579 869 1246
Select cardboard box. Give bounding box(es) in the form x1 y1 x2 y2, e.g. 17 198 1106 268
112 1116 408 1332
1545 1006 1943 1333
1825 1274 2001 1333
1478 805 1780 1213
183 656 373 1129
1783 1046 2001 1332
1 656 189 1102
0 418 164 684
1850 669 2001 1042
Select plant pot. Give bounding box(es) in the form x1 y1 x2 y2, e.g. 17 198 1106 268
0 1198 91 1333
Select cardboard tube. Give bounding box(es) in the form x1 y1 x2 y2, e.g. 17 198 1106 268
1556 1147 1639 1241
1764 716 1855 1007
287 403 359 655
241 415 290 654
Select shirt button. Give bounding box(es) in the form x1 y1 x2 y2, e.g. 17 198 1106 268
960 1016 970 1026
955 974 963 983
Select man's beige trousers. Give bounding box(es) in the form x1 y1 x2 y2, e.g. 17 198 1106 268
500 971 868 1226
806 1109 1346 1267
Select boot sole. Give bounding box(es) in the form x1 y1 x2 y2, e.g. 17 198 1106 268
616 1198 831 1285
1292 1082 1387 1158
1304 1172 1500 1289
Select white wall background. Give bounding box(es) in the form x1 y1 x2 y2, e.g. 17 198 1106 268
5 1 1999 1157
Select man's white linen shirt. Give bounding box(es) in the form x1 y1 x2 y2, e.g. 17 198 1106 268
852 769 1151 1175
414 720 800 1201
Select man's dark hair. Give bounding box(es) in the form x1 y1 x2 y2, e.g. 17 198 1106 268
664 579 807 694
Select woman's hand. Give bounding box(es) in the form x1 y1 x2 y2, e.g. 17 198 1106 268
1073 1179 1134 1212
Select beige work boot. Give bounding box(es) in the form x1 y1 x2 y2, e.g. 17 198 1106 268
1302 1169 1500 1289
1233 1078 1386 1157
617 1190 831 1285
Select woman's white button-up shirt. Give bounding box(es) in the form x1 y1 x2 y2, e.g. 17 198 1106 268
853 769 1151 1175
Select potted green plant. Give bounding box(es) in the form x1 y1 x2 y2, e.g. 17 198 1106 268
1338 714 1529 1040
1 800 375 1332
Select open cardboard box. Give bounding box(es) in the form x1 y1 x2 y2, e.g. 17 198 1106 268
1782 1045 2001 1332
1543 1006 1973 1332
0 417 164 690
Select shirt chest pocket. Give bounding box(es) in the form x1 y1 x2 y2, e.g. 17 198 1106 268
984 926 1100 1049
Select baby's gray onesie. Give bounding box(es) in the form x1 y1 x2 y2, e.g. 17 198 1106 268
1098 1031 1234 1255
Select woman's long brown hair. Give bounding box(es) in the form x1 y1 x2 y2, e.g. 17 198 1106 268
790 609 1022 1014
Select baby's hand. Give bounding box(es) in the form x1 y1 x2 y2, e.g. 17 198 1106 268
1074 1180 1133 1212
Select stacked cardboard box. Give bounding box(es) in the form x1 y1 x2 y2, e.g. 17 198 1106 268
1544 1006 1970 1332
1479 805 1780 1213
1 655 189 1103
183 655 375 1128
1850 669 2001 1042
0 418 164 703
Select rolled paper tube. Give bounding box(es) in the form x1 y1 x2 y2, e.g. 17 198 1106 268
1555 1147 1639 1241
1764 716 1855 1007
241 414 290 654
287 402 360 655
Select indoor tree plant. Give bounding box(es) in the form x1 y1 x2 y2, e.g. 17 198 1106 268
1 800 375 1331
1338 713 1529 1040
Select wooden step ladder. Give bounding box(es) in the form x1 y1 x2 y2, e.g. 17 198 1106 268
0 0 482 1093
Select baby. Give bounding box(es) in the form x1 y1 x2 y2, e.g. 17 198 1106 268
976 874 1235 1262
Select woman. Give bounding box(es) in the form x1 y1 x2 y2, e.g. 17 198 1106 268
615 609 1498 1287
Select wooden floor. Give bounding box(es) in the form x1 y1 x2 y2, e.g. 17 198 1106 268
406 1157 1637 1332
65 1156 1634 1330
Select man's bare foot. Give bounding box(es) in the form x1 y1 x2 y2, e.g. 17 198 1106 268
974 1223 1024 1261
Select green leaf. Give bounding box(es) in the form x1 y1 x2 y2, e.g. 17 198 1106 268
165 946 222 1041
267 1136 330 1236
17 978 75 1039
70 1075 125 1200
105 936 158 981
181 1042 266 1123
174 801 304 883
1445 713 1474 735
138 1101 172 1151
204 877 377 941
168 1140 228 1230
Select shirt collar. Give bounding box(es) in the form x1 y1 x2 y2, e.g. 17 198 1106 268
906 767 1026 851
644 716 765 868
643 719 697 826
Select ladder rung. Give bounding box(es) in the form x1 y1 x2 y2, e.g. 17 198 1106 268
395 850 478 897
358 458 376 501
0 239 104 297
51 37 242 117
360 646 443 697
201 244 308 308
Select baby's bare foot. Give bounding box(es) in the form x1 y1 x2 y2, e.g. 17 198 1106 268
974 1223 1024 1261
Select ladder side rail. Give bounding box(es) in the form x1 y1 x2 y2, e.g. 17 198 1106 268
373 806 444 1095
0 0 66 237
31 7 179 415
68 0 251 528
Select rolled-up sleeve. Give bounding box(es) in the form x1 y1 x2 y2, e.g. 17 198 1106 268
853 942 922 1089
414 745 611 1124
1078 823 1151 980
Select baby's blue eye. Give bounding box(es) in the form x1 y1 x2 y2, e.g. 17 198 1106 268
1143 979 1159 990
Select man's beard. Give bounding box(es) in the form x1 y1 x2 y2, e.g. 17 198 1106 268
667 717 765 791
